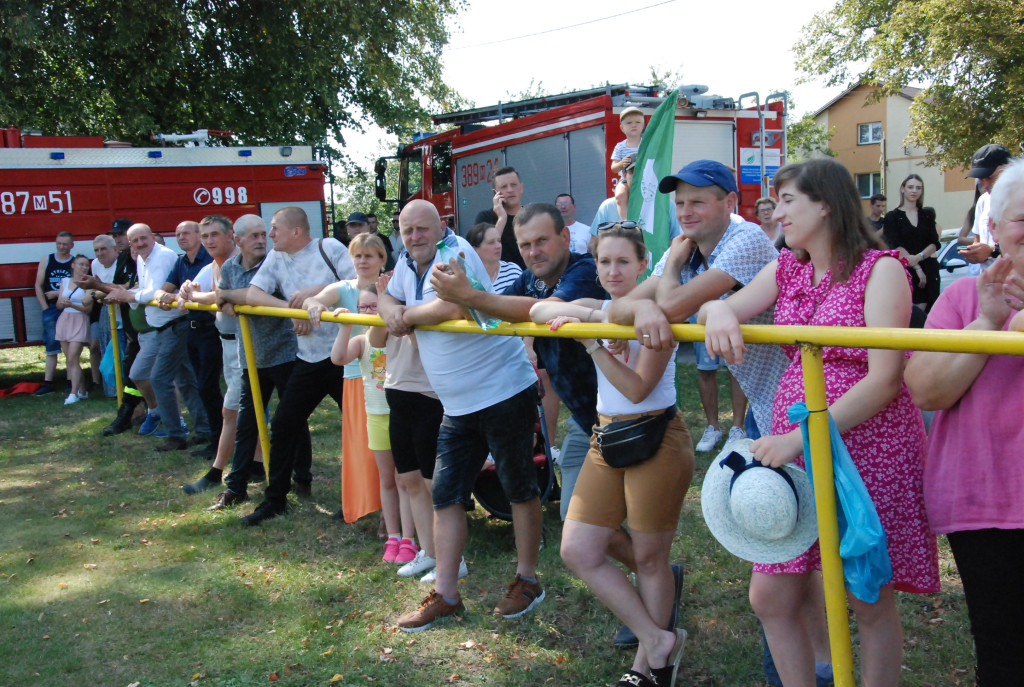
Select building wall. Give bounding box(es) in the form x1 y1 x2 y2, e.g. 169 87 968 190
814 85 976 232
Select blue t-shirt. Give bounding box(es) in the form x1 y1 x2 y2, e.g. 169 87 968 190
505 252 607 432
165 245 214 322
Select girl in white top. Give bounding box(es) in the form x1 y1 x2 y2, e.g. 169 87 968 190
55 256 94 405
530 225 694 687
331 284 415 566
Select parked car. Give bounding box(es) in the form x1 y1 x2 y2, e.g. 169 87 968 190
937 229 972 293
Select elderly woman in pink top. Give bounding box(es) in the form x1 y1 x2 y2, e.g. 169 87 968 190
905 156 1024 687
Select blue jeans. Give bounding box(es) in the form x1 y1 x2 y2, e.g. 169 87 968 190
556 417 590 521
41 305 60 355
150 320 204 439
433 385 539 510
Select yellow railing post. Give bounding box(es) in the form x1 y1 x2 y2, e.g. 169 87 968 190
108 303 123 407
800 344 855 686
238 314 271 482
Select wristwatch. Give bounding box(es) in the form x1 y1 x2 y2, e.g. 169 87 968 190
585 340 604 356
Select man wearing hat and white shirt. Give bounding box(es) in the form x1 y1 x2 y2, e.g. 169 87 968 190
961 143 1013 276
605 159 790 443
345 211 396 272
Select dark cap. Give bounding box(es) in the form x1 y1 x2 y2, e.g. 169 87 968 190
110 218 132 234
659 159 738 195
967 144 1012 179
346 212 369 225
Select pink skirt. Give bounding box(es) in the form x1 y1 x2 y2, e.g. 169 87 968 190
55 309 90 343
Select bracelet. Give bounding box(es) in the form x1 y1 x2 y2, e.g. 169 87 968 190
585 339 604 356
586 308 596 323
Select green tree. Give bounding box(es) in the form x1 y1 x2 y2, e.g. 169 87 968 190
787 112 835 162
794 0 1024 168
0 0 465 153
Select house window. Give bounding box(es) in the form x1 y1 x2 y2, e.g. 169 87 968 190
856 172 882 198
858 122 882 145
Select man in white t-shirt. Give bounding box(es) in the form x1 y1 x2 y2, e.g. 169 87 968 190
555 193 591 254
962 144 1013 276
380 199 545 632
89 234 119 396
238 206 355 526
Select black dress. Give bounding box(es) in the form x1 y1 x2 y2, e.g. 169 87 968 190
883 207 941 310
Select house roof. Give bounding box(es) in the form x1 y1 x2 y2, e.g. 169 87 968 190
812 82 922 119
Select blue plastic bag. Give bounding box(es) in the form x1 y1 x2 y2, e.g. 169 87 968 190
788 402 893 603
99 339 117 392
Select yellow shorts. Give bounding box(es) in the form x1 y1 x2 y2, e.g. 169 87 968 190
366 412 391 451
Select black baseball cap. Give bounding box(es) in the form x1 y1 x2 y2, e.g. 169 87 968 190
967 144 1012 179
346 212 369 225
111 218 132 234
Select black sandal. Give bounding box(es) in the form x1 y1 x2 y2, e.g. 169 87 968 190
649 628 687 687
615 669 654 687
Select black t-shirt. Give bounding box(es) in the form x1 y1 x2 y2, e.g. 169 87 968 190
475 209 523 268
113 249 139 334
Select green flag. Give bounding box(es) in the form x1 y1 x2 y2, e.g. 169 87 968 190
627 89 677 279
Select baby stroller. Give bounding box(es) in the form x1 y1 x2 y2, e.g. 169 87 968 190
471 377 558 521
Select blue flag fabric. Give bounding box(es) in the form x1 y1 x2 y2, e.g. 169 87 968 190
788 402 893 604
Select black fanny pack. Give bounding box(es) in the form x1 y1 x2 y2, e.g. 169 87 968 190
594 406 676 469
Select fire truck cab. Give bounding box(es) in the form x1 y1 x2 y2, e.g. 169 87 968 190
376 84 787 235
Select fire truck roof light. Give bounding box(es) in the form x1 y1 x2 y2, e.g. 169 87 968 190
49 152 65 160
238 150 252 157
148 151 162 158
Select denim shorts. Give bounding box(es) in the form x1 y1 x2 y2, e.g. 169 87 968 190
41 306 60 355
432 384 540 510
693 340 724 371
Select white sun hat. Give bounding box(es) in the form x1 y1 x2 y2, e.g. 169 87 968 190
701 439 818 564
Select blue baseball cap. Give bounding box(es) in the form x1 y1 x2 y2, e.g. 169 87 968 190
659 160 738 195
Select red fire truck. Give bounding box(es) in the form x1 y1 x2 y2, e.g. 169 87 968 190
375 84 787 234
0 127 328 347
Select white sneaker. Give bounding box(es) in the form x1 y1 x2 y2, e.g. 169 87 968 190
420 557 468 583
397 549 436 578
64 393 79 406
549 446 560 462
695 425 722 452
726 426 746 445
77 390 88 400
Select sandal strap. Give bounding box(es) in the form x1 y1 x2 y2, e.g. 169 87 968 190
616 669 654 687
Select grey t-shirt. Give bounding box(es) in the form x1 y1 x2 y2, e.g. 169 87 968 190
250 238 355 363
219 253 297 369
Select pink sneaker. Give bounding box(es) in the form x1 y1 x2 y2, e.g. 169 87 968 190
395 539 418 564
383 536 400 563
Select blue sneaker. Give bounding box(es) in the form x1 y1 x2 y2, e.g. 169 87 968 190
138 412 162 436
155 415 188 438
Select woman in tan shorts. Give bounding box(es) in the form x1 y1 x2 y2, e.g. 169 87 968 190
530 224 694 687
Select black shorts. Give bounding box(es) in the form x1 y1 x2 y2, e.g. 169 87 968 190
385 389 444 479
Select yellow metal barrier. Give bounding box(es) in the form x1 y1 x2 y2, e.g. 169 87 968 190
128 299 1023 687
107 304 123 407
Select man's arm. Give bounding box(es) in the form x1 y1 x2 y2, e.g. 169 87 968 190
377 291 412 337
402 298 467 327
245 284 290 309
34 256 50 308
430 262 537 321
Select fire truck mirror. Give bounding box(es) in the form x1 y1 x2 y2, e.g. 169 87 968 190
375 175 387 202
374 158 387 176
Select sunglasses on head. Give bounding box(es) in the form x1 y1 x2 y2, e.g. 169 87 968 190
596 220 640 232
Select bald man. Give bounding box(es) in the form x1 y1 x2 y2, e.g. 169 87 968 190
381 200 544 632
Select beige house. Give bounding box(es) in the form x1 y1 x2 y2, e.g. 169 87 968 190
812 83 976 232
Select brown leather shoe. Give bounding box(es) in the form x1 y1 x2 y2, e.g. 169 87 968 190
207 490 248 511
156 436 188 452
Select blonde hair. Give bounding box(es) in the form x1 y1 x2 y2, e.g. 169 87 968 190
348 232 387 261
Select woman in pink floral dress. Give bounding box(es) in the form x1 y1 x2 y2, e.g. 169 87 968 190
701 158 939 687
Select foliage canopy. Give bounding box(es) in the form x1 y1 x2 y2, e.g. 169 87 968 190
0 1 465 153
794 0 1024 168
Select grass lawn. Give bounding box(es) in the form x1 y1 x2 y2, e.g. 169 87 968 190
0 346 975 686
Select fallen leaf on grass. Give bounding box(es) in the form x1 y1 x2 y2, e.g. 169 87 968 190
97 599 109 605
321 647 334 656
90 538 100 544
83 564 97 570
139 599 150 604
458 640 476 650
330 675 345 683
445 674 460 683
268 671 279 682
